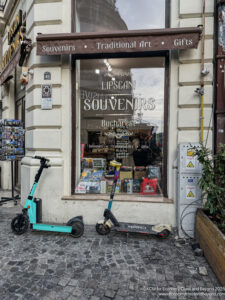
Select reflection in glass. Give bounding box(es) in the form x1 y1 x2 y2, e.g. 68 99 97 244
76 0 165 32
75 57 165 196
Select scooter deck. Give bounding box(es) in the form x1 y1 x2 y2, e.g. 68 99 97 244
114 222 157 235
32 222 72 233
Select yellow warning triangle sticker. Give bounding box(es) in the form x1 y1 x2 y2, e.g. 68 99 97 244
187 191 195 198
187 161 194 168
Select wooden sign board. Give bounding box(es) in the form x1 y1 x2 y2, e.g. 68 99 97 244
0 46 21 85
37 27 202 56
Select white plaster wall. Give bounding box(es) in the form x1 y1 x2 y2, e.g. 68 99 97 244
54 200 175 226
178 86 213 106
168 0 214 229
25 130 61 150
179 39 213 63
177 0 214 150
179 63 213 85
167 0 180 226
21 0 66 205
179 0 214 17
178 130 213 148
180 17 214 38
61 57 72 196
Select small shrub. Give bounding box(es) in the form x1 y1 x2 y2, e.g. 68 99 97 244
193 143 225 233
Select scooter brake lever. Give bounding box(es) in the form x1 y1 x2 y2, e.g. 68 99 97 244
33 156 50 162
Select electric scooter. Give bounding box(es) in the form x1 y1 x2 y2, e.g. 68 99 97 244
11 156 84 238
96 160 172 238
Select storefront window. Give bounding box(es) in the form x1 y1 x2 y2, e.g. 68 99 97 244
75 0 166 32
75 57 165 196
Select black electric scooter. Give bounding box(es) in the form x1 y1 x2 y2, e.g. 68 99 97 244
96 160 172 238
11 156 84 237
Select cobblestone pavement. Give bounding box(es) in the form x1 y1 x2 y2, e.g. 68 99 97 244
0 195 223 300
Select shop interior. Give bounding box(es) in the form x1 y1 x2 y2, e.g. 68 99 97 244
75 57 165 196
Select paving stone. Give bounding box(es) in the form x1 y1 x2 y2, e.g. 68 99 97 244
72 287 83 297
117 289 128 297
58 277 70 287
198 266 208 276
114 296 124 300
104 289 117 298
90 296 100 300
0 198 222 300
68 279 79 286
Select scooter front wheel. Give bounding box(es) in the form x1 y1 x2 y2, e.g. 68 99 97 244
11 214 29 235
96 223 111 235
70 220 84 238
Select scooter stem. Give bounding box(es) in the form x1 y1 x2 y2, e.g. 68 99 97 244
107 162 121 210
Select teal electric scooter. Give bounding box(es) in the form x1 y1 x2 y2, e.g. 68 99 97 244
11 156 84 238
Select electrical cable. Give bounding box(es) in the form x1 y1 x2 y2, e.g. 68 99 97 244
205 108 213 148
179 198 202 239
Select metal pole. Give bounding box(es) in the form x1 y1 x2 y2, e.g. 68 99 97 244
11 160 14 199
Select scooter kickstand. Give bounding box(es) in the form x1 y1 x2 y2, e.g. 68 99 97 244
126 232 129 243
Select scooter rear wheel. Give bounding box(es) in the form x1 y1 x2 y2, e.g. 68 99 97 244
96 223 111 235
158 229 170 239
11 214 29 235
70 220 84 238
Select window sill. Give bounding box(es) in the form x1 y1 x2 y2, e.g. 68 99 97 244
62 194 173 203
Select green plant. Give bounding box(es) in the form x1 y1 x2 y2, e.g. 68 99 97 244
192 143 225 233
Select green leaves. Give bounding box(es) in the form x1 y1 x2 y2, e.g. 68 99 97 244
192 143 225 230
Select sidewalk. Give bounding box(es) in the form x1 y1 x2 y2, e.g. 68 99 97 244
0 191 223 300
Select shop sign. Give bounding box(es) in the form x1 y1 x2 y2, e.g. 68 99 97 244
41 85 52 110
81 74 156 113
0 48 21 85
36 27 202 56
1 10 26 71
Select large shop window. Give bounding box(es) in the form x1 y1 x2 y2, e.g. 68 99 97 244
75 57 166 196
75 0 166 32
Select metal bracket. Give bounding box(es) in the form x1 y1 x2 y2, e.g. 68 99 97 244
195 87 204 96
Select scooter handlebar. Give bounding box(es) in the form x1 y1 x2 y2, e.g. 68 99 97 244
33 156 50 162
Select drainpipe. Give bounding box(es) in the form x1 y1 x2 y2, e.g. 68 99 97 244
200 0 206 143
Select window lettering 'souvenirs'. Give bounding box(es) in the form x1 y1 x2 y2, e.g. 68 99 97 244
73 0 167 196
